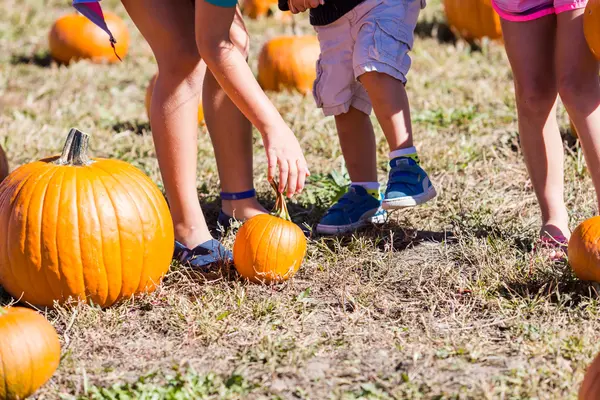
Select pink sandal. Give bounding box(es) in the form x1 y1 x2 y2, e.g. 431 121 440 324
533 235 569 262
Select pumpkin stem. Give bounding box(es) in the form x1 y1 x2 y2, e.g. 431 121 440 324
270 179 292 222
55 128 92 166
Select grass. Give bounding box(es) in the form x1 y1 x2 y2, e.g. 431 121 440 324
1 0 599 399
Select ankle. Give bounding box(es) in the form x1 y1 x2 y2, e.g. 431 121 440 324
174 224 213 249
222 198 268 220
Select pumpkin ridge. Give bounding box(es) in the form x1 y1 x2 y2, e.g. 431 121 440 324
108 165 164 292
271 221 284 277
94 164 146 296
240 217 263 269
6 169 46 304
73 168 90 303
88 173 112 306
26 166 62 302
11 313 36 396
52 168 71 303
93 172 125 305
253 217 277 276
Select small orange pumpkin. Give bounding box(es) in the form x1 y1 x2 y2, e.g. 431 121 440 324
443 0 503 41
241 0 291 20
0 307 61 400
49 12 129 64
233 180 307 283
568 216 600 282
145 73 204 124
585 0 600 60
580 351 600 399
0 129 174 308
257 35 320 94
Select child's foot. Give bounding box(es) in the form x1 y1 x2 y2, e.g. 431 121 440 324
534 223 570 262
383 156 437 210
173 239 233 270
316 185 387 235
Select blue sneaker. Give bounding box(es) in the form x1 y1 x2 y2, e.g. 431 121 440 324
316 185 387 235
383 156 437 209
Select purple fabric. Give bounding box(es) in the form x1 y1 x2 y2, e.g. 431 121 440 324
72 0 115 42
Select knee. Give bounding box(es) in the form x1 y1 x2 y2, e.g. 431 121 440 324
156 51 204 93
558 72 598 114
515 80 557 116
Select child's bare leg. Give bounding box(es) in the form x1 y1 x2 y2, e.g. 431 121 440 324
202 9 267 220
359 72 413 151
334 107 377 183
359 72 436 209
122 0 211 248
501 16 570 239
556 10 600 213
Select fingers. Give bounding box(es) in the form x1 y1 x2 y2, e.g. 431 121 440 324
278 159 289 194
296 158 308 194
287 161 298 198
267 149 277 182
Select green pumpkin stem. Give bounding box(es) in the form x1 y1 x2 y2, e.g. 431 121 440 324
270 179 292 222
55 128 92 166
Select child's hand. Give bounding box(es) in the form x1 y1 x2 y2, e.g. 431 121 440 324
287 0 324 14
264 128 310 198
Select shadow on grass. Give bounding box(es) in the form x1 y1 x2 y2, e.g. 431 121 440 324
112 120 152 136
10 52 53 68
498 271 599 308
0 288 12 307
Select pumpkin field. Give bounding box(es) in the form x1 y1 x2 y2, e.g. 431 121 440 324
2 0 600 398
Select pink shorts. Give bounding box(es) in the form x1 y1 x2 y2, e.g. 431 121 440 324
492 0 587 21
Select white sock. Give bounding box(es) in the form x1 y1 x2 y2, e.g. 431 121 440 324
389 146 417 159
351 182 380 190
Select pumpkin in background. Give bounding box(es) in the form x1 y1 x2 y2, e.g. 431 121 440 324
0 145 9 183
443 0 502 41
241 0 291 20
257 35 320 94
580 351 600 399
0 129 174 308
146 73 204 124
49 12 129 64
585 0 600 60
233 180 307 283
568 216 600 282
0 307 61 400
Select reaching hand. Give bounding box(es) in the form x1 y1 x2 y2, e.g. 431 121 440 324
264 128 310 198
287 0 324 14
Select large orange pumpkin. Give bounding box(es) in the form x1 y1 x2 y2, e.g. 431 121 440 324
233 180 307 283
241 0 291 20
0 129 174 308
49 12 129 64
568 216 600 282
257 35 320 94
443 0 503 41
0 307 61 400
584 0 600 60
580 351 600 399
145 73 204 124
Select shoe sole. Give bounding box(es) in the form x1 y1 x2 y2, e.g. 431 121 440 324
382 187 437 210
316 210 388 235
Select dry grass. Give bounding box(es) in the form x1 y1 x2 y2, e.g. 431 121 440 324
1 0 599 399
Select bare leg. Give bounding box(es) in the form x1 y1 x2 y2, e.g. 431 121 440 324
501 15 570 239
121 0 211 248
359 72 413 151
333 107 378 182
556 9 600 213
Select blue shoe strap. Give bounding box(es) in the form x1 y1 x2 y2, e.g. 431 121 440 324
220 189 256 201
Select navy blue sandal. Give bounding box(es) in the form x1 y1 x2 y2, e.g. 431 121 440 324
173 239 233 270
